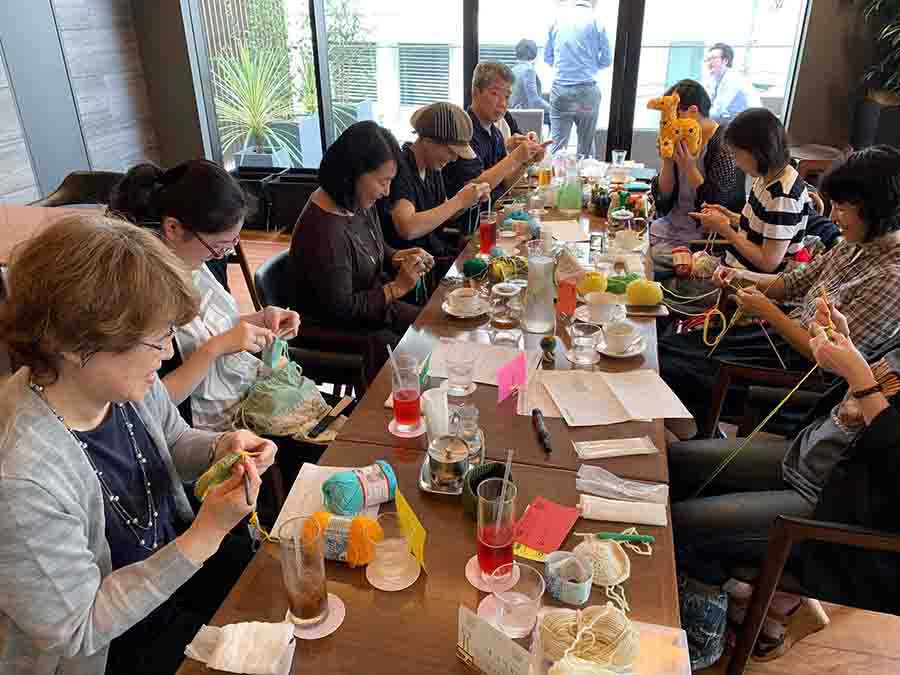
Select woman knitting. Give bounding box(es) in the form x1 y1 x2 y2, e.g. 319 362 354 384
660 145 900 437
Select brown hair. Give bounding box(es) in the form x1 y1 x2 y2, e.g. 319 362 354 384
0 214 199 384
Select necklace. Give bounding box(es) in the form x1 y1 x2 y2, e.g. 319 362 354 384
29 382 160 551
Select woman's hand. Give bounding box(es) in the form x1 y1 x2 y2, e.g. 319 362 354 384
813 296 849 338
262 306 301 339
393 247 434 272
689 207 732 237
395 254 425 294
210 322 275 356
735 287 776 319
809 191 825 216
712 265 741 289
673 139 697 172
214 430 277 475
809 324 871 384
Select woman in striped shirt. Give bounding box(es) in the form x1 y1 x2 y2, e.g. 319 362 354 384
690 108 814 274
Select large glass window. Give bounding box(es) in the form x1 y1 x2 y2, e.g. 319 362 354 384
479 0 619 158
631 0 809 168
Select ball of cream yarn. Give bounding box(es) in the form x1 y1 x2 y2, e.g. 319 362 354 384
540 604 640 669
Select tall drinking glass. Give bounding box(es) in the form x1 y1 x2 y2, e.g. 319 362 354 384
477 478 517 582
612 149 627 166
278 516 329 627
479 212 497 255
523 240 556 334
488 563 545 638
390 354 421 433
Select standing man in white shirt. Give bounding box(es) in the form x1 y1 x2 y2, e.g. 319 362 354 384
702 43 762 124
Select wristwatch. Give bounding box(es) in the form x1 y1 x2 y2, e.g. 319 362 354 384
851 382 883 400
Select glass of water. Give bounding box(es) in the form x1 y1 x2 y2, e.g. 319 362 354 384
444 339 476 396
488 562 545 639
612 149 627 166
566 322 602 365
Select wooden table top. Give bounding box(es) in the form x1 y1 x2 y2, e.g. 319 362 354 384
176 440 678 675
0 204 98 263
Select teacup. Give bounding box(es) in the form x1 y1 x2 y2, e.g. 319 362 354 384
448 287 479 314
586 292 622 324
605 321 637 353
616 229 641 250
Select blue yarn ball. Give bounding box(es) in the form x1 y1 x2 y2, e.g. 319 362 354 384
321 460 398 515
489 246 505 258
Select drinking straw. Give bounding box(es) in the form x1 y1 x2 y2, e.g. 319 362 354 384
386 343 400 378
496 449 514 531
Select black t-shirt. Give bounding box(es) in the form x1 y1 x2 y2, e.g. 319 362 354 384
380 143 452 256
443 108 508 209
75 404 178 570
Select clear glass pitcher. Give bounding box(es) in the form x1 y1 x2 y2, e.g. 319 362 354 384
523 240 556 334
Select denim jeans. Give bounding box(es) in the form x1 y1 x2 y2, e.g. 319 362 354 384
549 81 600 157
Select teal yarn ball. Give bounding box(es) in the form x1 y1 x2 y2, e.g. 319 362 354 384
490 246 505 257
321 460 398 515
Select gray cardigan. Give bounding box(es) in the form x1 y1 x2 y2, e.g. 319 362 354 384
0 369 219 675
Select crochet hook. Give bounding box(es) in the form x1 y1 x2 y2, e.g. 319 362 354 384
242 472 252 506
574 532 656 544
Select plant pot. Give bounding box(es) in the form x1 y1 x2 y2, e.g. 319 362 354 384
852 92 900 149
234 146 292 169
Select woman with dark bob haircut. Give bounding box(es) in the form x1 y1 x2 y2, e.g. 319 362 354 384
659 145 900 437
0 215 276 675
690 108 815 274
290 121 434 380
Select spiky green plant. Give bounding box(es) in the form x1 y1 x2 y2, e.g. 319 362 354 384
856 0 900 95
215 46 302 164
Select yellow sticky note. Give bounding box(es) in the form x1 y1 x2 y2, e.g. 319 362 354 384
513 543 548 562
395 490 428 574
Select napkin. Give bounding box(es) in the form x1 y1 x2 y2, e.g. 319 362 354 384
185 622 295 675
578 494 668 527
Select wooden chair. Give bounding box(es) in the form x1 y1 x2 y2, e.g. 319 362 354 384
727 515 900 675
254 250 367 396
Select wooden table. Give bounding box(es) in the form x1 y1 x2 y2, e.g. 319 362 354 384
176 440 678 675
0 204 94 263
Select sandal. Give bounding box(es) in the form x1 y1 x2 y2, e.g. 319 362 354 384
752 598 830 662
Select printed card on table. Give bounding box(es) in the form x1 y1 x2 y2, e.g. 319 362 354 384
457 606 532 675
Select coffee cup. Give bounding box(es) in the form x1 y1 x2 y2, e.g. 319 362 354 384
586 291 621 324
448 287 479 314
605 321 637 353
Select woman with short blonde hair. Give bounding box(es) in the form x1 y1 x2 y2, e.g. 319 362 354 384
0 214 276 675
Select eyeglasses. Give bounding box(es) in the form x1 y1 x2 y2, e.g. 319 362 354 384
139 326 176 352
705 55 723 63
193 230 240 259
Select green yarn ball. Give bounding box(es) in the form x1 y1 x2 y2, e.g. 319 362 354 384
463 258 489 278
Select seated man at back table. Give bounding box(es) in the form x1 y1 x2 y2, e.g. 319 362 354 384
379 102 488 275
702 42 762 124
443 61 546 218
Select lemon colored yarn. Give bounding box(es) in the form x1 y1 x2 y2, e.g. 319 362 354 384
540 604 640 669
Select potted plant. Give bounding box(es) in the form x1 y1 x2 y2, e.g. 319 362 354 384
852 0 900 147
215 46 302 168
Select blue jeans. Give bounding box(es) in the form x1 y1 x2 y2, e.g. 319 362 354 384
549 82 601 157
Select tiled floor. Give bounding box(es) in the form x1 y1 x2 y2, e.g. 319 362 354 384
238 234 900 675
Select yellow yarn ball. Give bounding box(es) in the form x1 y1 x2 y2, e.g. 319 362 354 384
625 278 663 306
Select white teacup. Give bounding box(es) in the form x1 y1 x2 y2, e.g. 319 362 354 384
586 291 622 324
605 321 637 353
448 287 479 314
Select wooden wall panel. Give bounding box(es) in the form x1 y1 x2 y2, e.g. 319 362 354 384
53 0 160 171
0 53 38 202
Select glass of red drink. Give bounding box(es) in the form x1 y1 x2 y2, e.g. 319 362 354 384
476 477 517 582
389 354 423 436
479 212 497 255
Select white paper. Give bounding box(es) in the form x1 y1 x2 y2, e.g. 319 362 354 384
592 252 646 277
457 606 532 675
579 494 668 527
516 367 561 417
185 623 294 675
549 219 590 242
543 370 692 427
273 464 379 534
573 436 659 459
428 340 541 387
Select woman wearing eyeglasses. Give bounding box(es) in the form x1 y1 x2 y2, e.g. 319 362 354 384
110 160 305 435
0 214 276 675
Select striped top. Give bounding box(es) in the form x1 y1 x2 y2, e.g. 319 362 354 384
725 165 812 271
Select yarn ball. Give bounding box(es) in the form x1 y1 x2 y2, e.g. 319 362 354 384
691 251 719 279
309 511 384 567
508 209 529 221
463 258 489 278
529 221 542 239
540 604 640 668
489 246 506 258
625 278 663 306
321 460 398 516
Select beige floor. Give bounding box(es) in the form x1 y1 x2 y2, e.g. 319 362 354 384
238 234 900 675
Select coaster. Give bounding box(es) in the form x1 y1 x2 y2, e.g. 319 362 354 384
366 557 421 592
288 594 345 640
441 380 477 397
564 348 601 366
465 555 520 592
388 418 426 438
476 594 500 626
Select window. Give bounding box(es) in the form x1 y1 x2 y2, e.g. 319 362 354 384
399 44 451 106
630 0 810 167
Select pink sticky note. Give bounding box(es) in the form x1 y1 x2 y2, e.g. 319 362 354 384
497 352 527 404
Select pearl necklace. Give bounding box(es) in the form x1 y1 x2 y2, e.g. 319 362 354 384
29 383 160 551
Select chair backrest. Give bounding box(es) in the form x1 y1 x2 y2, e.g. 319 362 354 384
254 250 293 309
508 109 545 140
29 171 124 207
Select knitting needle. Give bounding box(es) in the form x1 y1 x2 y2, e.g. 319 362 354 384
242 471 252 506
760 321 787 370
574 532 656 544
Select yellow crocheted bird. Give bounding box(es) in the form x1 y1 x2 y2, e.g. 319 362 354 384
647 92 702 159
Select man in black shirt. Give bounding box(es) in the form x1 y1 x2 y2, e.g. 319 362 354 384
444 62 546 209
380 102 487 258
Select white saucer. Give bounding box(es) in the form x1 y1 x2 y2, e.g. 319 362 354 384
366 557 421 592
288 594 345 640
597 334 647 359
574 303 626 325
441 380 477 397
442 298 490 319
465 554 520 592
388 418 426 438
